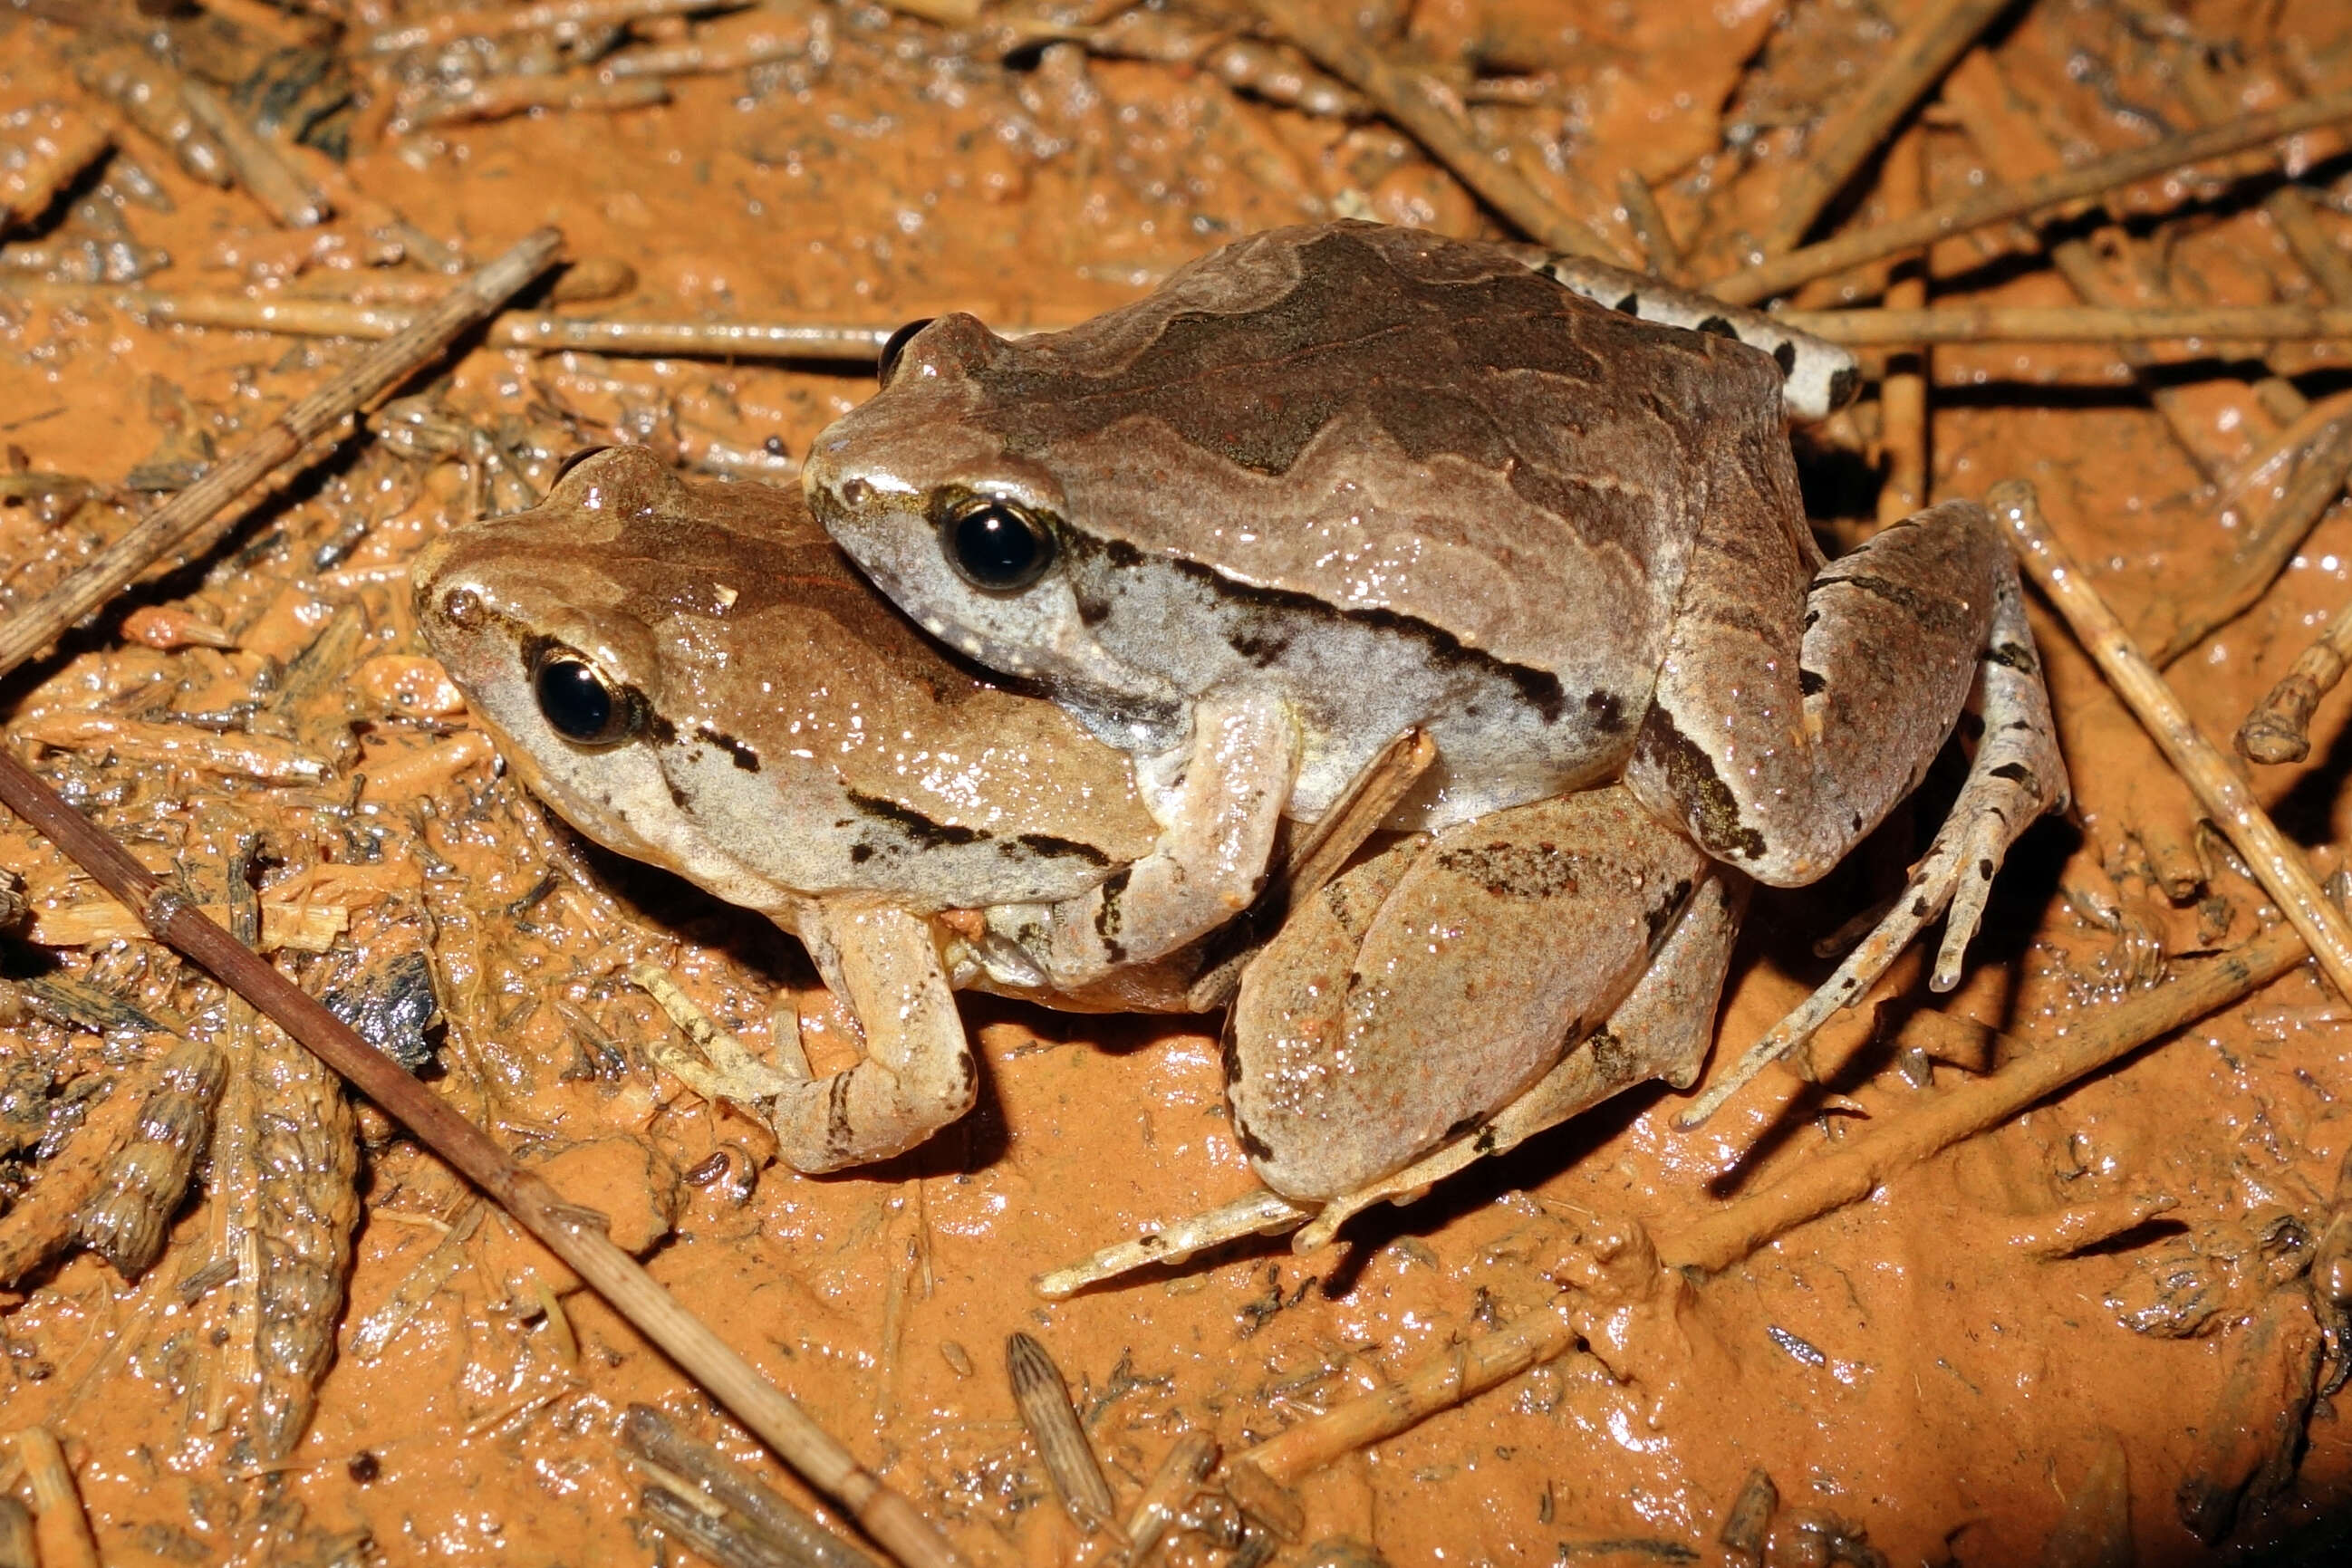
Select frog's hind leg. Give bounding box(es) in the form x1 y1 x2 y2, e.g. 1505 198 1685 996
1034 832 1744 1295
1512 249 1860 420
1658 505 2071 1127
1290 870 1748 1253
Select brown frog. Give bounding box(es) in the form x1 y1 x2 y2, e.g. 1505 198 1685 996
802 222 2070 1269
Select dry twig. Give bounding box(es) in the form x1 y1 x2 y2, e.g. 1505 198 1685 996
1779 303 2352 344
1760 0 2010 253
0 755 964 1566
2147 418 2352 666
1248 0 1622 263
1711 85 2352 305
365 0 733 53
1233 1299 1576 1486
1615 169 1682 280
408 76 670 128
5 283 892 362
0 229 561 677
12 1430 97 1568
1875 131 1930 527
0 107 114 233
175 77 328 228
2239 602 2352 765
1997 480 2352 1000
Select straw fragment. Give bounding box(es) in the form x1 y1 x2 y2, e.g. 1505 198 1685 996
1759 0 2010 253
1710 85 2352 305
1248 0 1622 263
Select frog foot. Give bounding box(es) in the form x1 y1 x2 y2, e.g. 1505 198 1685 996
1675 562 2070 1129
1036 1013 1727 1300
1030 1046 1668 1298
630 963 807 1107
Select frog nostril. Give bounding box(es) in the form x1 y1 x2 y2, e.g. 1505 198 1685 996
439 588 486 631
837 477 871 511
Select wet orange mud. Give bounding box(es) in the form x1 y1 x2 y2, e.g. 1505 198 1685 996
4 0 2352 1563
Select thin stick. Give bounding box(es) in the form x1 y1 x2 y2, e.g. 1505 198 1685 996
2239 602 2352 765
1248 0 1622 264
365 0 731 53
0 109 114 233
2149 418 2352 666
1234 1301 1576 1486
12 1429 98 1568
0 753 968 1568
1759 0 2010 254
1777 303 2352 344
1661 919 2309 1274
1996 479 2352 1002
0 229 561 678
408 75 670 128
176 77 329 228
1875 130 1930 527
1614 169 1682 281
1709 85 2352 306
6 283 892 361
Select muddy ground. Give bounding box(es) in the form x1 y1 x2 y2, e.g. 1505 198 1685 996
3 0 2352 1564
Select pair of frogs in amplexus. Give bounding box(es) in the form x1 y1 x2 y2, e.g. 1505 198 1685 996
416 222 2066 1292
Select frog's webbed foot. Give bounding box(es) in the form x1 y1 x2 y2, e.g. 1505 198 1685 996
634 904 977 1173
1034 1190 1312 1299
1677 552 2070 1128
631 964 806 1107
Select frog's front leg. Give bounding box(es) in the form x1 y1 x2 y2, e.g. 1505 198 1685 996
773 901 977 1170
634 903 975 1172
1626 494 2069 1115
983 688 1298 990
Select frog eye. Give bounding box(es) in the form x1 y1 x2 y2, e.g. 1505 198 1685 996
939 496 1055 592
530 646 637 746
554 445 615 484
878 318 935 386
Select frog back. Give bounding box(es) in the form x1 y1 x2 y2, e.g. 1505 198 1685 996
949 222 1807 693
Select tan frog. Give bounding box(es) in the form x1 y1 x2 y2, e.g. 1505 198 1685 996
413 446 1177 1171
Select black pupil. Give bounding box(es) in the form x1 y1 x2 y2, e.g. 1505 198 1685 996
951 505 1041 588
535 657 615 741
